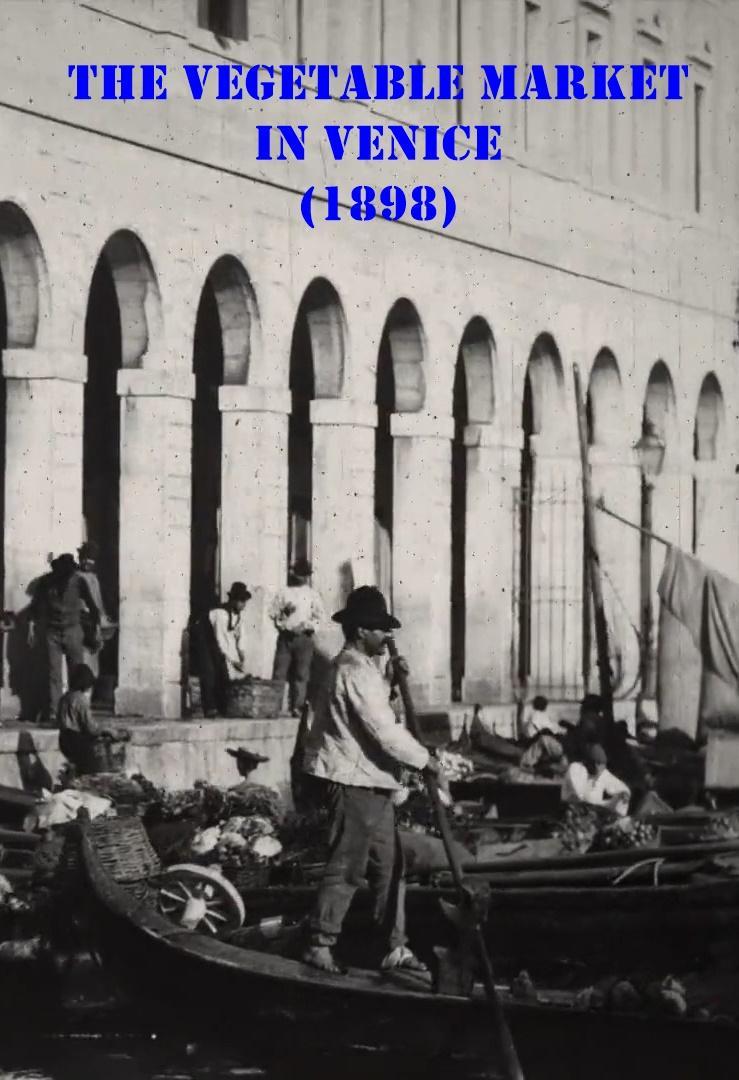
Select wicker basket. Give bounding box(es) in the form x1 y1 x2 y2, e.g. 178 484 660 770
88 815 161 883
225 678 285 719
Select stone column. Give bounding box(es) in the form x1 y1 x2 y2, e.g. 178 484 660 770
219 385 291 678
1 348 86 720
390 412 454 707
462 426 521 704
310 398 377 658
588 445 642 701
115 369 194 719
526 436 584 700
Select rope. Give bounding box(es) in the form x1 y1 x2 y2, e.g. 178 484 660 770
612 857 665 887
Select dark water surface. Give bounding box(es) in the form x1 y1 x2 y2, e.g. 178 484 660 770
0 1027 495 1080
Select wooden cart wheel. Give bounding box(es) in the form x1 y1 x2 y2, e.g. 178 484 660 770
157 864 245 935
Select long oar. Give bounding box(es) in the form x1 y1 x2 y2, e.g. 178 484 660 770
387 638 525 1080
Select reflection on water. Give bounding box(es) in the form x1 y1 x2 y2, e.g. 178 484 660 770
0 1029 494 1080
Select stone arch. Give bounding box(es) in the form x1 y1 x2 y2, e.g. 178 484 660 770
0 201 49 348
189 257 259 617
296 277 346 399
586 348 623 446
450 316 496 699
286 277 346 572
380 298 426 414
643 360 677 450
206 255 260 387
458 316 496 424
95 230 163 368
81 230 162 703
523 333 564 437
694 372 724 462
373 299 426 599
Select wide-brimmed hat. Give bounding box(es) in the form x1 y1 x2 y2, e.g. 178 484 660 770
227 581 252 602
332 586 400 632
226 747 269 765
51 553 78 575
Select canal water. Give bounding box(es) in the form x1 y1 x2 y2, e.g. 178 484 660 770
0 1028 496 1080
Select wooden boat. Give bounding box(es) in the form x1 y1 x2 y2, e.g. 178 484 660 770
79 815 739 1079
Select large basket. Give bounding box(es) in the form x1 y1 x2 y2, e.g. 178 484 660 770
88 815 161 883
225 678 285 719
87 739 128 774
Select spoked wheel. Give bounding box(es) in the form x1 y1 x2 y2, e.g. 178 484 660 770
157 864 245 935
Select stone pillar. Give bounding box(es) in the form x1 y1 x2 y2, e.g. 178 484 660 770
115 369 194 719
390 412 454 707
526 437 584 700
588 446 642 700
310 398 377 658
219 385 291 679
462 426 521 704
1 348 86 719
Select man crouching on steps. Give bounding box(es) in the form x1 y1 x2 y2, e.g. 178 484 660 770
301 585 441 976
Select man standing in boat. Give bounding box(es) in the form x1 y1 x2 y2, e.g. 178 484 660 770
301 585 441 975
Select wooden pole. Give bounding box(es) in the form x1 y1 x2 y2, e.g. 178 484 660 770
573 365 614 731
387 638 525 1080
595 498 670 547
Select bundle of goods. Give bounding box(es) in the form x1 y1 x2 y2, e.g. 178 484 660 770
554 804 601 854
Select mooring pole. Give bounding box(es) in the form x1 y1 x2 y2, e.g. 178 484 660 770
573 364 614 732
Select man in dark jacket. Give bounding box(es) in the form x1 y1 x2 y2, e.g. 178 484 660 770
28 554 101 725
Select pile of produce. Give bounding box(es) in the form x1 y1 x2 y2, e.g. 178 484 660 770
556 804 657 855
191 814 283 872
592 817 658 852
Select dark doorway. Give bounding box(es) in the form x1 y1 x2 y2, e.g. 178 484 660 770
450 357 468 702
83 255 121 695
288 305 314 572
190 281 224 617
374 330 395 601
0 266 6 628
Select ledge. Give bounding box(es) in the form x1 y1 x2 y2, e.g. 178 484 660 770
2 348 87 383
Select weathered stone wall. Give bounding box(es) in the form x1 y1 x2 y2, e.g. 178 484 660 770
0 0 737 720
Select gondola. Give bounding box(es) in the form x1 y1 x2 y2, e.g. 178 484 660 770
79 815 739 1079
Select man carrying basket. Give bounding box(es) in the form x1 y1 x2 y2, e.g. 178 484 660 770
192 582 252 718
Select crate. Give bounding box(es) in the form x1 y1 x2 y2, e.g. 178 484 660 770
224 678 285 719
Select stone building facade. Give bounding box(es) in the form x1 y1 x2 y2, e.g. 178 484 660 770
0 0 737 723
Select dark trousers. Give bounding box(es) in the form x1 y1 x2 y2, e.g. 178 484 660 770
192 620 226 715
309 783 407 952
272 631 314 712
46 626 85 723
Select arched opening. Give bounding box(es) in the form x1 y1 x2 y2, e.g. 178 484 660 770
83 231 162 706
451 317 496 701
586 349 622 447
517 334 565 695
694 372 723 462
639 361 676 698
374 299 425 601
643 360 676 447
693 372 725 557
190 257 256 617
0 204 48 716
287 279 344 573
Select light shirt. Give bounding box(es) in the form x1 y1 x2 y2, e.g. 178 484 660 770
562 762 631 816
269 584 325 634
303 644 429 790
521 705 553 741
209 606 249 680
